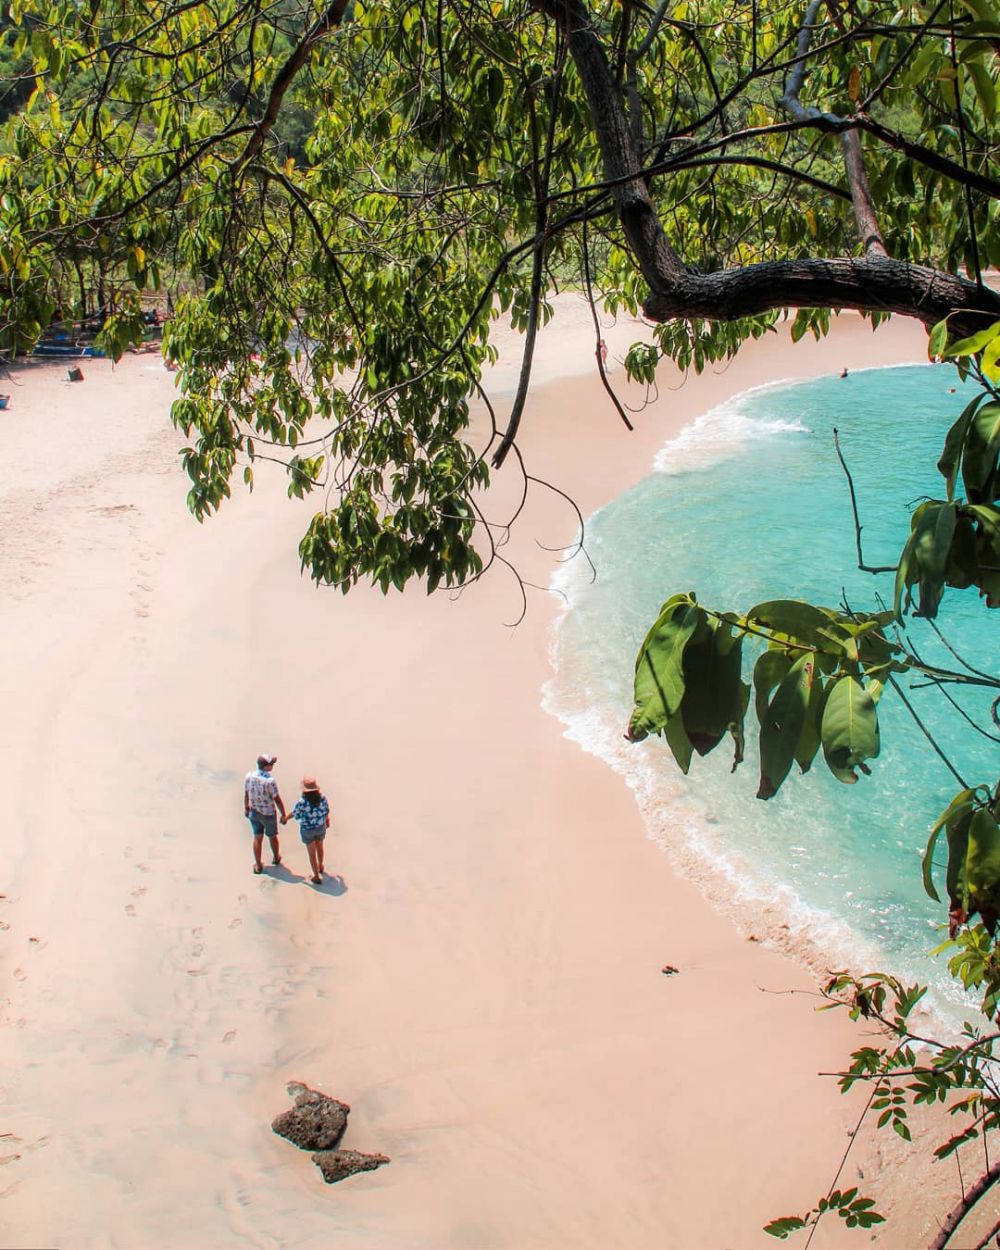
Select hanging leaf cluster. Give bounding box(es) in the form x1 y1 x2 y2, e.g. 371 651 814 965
899 328 1000 613
892 498 1000 616
923 787 1000 935
626 594 895 799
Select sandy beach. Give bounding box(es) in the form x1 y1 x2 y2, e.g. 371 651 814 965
1 306 954 1248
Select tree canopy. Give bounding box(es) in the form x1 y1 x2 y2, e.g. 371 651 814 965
4 0 1000 597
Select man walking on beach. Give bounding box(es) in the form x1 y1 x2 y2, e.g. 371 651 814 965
245 754 287 874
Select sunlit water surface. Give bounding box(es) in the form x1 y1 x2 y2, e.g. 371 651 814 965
545 364 997 1026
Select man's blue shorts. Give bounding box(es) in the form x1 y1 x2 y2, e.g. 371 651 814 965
248 810 278 838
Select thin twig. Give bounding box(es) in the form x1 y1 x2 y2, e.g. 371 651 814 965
833 427 898 573
581 216 634 431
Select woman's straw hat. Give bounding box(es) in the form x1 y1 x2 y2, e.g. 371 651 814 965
301 777 320 792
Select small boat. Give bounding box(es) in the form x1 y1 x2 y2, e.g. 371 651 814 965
29 342 106 359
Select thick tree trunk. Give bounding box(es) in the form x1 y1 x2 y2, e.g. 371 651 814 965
642 256 1000 336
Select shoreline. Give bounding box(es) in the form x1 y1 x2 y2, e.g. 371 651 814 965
541 354 966 1031
1 308 958 1247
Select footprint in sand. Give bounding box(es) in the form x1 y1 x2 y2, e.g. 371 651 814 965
136 863 150 873
0 921 9 932
131 887 147 899
228 918 242 930
237 894 247 906
12 968 25 981
125 904 136 918
123 847 134 860
222 1029 236 1044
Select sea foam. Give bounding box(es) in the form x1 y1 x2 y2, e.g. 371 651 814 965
544 364 989 1035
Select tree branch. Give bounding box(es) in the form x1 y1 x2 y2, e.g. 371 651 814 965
778 0 886 256
930 1158 1000 1250
234 0 350 172
974 1211 1000 1250
833 427 898 573
527 0 689 293
531 0 1000 339
642 256 1000 336
581 214 634 432
492 31 568 469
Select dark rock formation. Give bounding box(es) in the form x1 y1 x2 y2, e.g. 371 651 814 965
311 1149 391 1184
271 1082 350 1151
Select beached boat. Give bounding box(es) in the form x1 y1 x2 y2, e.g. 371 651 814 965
28 342 107 359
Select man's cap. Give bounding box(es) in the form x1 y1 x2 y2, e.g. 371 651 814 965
257 753 277 768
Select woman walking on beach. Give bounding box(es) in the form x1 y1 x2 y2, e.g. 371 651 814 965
285 777 330 884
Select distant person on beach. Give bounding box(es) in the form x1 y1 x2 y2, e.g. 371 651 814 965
597 339 608 367
283 777 330 885
245 754 287 874
839 367 849 378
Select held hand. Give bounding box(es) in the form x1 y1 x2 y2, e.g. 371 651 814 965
280 815 289 825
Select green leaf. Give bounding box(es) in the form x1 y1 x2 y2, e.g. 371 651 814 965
938 393 986 500
764 1215 810 1239
793 669 826 775
663 711 694 774
962 403 1000 501
982 333 1000 383
627 596 703 741
968 58 997 115
947 811 974 913
486 65 504 107
746 599 848 654
820 676 880 784
757 653 815 799
923 789 978 902
964 503 1000 604
958 0 1000 25
893 537 913 619
966 809 1000 929
753 650 792 726
678 617 746 758
928 318 950 359
945 319 1000 358
894 502 957 619
961 17 1000 34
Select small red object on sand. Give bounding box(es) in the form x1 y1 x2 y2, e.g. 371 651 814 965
67 366 84 382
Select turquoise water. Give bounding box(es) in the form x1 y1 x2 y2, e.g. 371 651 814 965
546 363 998 1024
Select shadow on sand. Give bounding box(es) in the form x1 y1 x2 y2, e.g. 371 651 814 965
315 873 347 896
257 863 347 895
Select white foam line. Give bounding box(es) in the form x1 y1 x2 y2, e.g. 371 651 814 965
542 358 977 1036
651 360 936 476
541 678 976 1035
